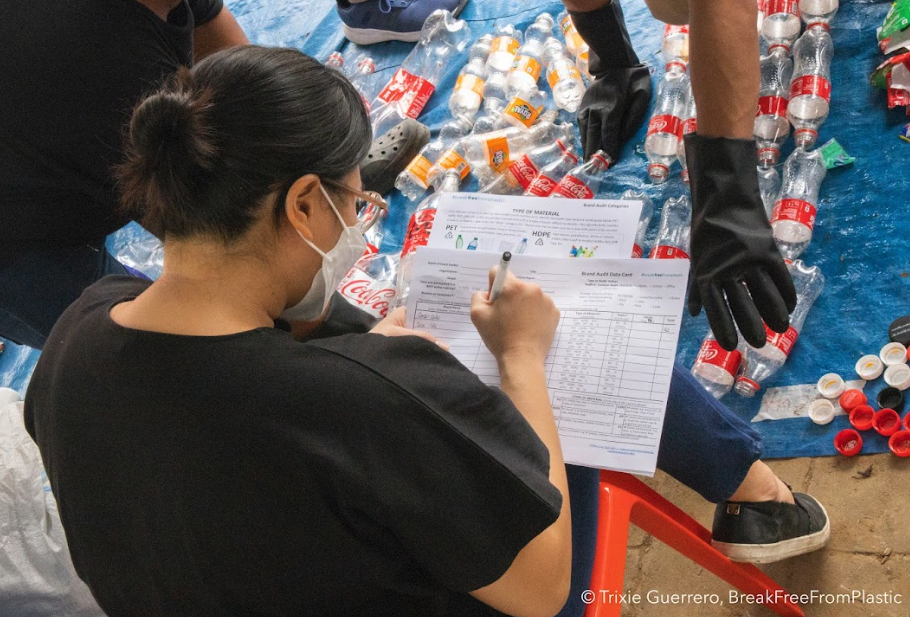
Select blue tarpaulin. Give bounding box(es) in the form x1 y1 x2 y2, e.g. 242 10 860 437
1 0 906 459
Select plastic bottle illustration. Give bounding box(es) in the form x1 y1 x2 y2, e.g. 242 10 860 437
662 24 690 73
549 151 613 199
395 115 474 200
755 48 794 167
649 196 691 259
692 329 743 399
515 238 528 254
788 24 834 148
449 34 494 121
645 69 690 183
480 138 574 195
505 14 555 99
761 0 802 53
455 234 464 249
486 23 523 74
758 165 782 219
677 84 697 184
542 37 586 113
735 260 825 397
467 237 478 250
799 0 839 27
621 189 655 259
524 148 580 197
770 146 826 259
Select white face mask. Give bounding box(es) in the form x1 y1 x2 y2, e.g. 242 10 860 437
281 184 367 321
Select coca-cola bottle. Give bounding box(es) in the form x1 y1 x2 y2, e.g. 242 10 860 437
621 189 655 259
770 146 826 259
480 138 575 195
735 260 825 397
449 34 494 121
761 0 802 54
758 165 782 218
755 48 793 167
799 0 839 27
691 328 743 398
396 170 461 307
649 195 691 259
645 68 690 183
338 253 400 320
486 23 523 74
788 23 834 148
524 149 580 197
662 24 690 73
505 14 555 99
549 150 613 199
677 84 697 184
395 115 474 200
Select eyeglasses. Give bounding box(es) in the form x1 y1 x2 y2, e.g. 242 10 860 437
322 178 388 234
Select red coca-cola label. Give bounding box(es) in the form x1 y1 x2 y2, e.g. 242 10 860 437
681 117 697 137
789 75 831 103
757 95 788 118
527 174 559 197
401 208 436 257
338 271 396 319
696 340 742 376
552 175 593 199
647 114 682 138
508 155 540 189
765 324 799 356
771 198 817 229
663 24 689 36
376 68 436 118
631 243 644 259
377 68 413 103
649 245 690 259
764 0 799 16
364 242 379 256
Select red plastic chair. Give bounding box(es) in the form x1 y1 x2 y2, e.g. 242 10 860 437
583 470 805 617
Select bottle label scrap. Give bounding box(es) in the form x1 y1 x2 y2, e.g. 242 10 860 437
649 245 690 259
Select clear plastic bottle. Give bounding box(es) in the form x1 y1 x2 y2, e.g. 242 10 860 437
649 195 691 259
524 149 580 197
549 151 613 199
325 51 345 70
645 69 690 184
395 115 474 200
480 138 574 195
770 146 826 259
758 165 782 219
735 260 825 397
505 14 554 99
788 24 834 148
621 189 655 258
463 117 571 186
691 329 743 399
395 170 462 307
449 34 493 120
541 38 586 113
755 48 794 167
799 0 839 27
486 23 523 74
662 24 690 73
499 87 548 130
677 84 697 184
761 0 802 53
338 252 400 319
576 44 592 80
557 11 584 58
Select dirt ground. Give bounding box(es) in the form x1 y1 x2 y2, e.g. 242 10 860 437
614 453 910 617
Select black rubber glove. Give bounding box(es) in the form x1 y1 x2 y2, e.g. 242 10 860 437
570 1 652 161
684 134 797 351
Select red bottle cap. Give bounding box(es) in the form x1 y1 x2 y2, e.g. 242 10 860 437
889 430 910 457
838 389 867 414
834 429 863 457
904 412 910 432
873 408 902 436
848 404 875 431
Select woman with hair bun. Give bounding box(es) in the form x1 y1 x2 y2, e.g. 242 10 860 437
24 46 573 617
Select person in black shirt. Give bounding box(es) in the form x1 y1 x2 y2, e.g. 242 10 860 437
0 0 248 349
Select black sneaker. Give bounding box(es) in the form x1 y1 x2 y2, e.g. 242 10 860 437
337 0 470 45
711 492 830 564
360 118 430 196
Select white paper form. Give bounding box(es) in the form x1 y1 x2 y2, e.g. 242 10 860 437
427 193 642 259
405 247 689 476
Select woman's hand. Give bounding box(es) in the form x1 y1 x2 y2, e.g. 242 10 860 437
369 307 449 351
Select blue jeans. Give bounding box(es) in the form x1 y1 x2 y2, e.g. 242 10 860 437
556 362 762 617
0 244 133 349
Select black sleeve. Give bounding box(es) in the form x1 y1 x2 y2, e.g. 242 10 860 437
312 335 563 593
187 0 224 27
300 292 379 340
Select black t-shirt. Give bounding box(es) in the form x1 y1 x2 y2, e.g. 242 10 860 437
0 0 223 254
24 277 562 617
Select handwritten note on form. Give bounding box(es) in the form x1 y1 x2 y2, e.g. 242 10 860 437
406 247 689 476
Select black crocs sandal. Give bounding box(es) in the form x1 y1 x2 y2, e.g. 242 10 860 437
360 118 430 197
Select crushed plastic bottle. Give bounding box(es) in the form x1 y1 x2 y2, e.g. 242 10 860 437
499 87 548 130
799 0 839 27
735 260 825 397
621 189 655 258
677 84 697 184
542 37 586 113
480 138 575 195
649 195 691 259
549 150 612 199
788 23 834 148
761 0 802 53
770 146 827 259
449 34 494 120
395 115 474 200
525 148 580 196
557 11 584 58
645 69 690 183
505 14 554 99
758 165 782 218
662 24 690 73
338 253 400 319
692 329 743 399
486 23 523 74
462 116 570 186
755 48 794 167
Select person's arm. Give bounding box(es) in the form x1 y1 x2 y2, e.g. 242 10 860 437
193 6 249 62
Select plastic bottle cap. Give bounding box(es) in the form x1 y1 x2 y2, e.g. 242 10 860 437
884 364 910 391
873 408 902 436
855 355 884 381
888 430 910 457
838 389 867 414
834 429 863 456
889 316 910 347
877 387 905 413
879 342 908 367
808 399 836 425
848 404 875 431
905 413 910 432
816 373 845 399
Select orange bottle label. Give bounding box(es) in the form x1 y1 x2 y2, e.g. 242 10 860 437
503 97 542 128
548 65 581 89
510 55 542 81
455 73 486 97
404 155 433 186
491 36 520 55
483 136 511 173
438 148 471 180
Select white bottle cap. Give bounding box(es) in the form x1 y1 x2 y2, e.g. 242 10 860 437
880 342 908 367
808 399 836 425
855 355 884 381
884 364 910 391
816 373 845 399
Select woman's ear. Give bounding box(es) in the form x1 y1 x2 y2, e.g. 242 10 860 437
284 174 322 240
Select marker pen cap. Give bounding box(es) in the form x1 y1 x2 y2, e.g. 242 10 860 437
834 429 863 456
